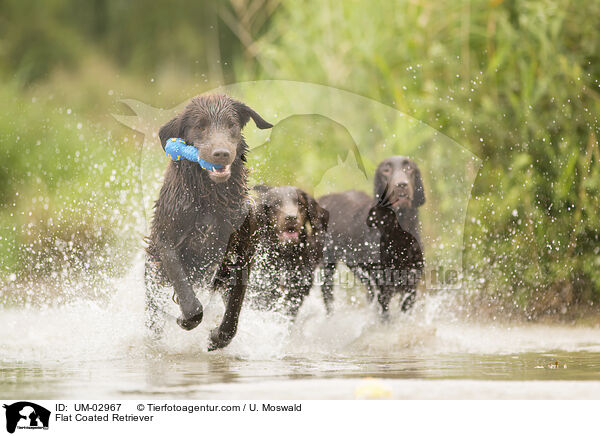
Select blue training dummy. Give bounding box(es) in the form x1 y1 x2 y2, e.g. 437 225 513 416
164 138 224 171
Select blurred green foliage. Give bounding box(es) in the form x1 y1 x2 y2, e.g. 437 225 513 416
248 0 600 316
0 82 141 301
0 0 598 316
0 0 236 84
250 115 368 191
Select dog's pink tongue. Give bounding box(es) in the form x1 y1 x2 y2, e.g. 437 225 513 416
282 230 299 240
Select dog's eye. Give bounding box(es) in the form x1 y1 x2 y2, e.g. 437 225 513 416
198 119 208 130
226 120 235 129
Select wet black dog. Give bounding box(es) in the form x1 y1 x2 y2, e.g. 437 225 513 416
145 94 272 350
319 156 425 318
248 185 329 318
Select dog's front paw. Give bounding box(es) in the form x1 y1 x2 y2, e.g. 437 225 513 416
207 328 235 351
177 299 204 331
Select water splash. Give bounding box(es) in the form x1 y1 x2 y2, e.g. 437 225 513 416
2 253 599 369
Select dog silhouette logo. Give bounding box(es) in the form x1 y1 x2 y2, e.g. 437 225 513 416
115 81 482 291
3 402 50 433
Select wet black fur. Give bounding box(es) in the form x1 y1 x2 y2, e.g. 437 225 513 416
249 186 329 318
318 157 425 317
144 94 272 350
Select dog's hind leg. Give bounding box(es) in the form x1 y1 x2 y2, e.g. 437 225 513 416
321 263 336 314
377 288 392 322
208 212 256 351
353 265 378 303
284 290 306 320
400 288 416 312
284 269 312 319
144 259 170 339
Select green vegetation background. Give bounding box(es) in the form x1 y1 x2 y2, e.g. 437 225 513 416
0 0 598 317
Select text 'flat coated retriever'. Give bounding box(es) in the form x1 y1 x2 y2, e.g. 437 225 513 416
248 185 329 318
144 94 272 351
319 156 425 318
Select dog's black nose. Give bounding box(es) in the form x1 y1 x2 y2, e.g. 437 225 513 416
212 149 231 160
285 214 297 223
395 182 408 189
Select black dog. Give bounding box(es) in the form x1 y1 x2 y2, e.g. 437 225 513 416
319 156 425 317
145 94 272 350
248 185 329 318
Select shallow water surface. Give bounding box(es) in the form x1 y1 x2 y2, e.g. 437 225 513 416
2 263 600 399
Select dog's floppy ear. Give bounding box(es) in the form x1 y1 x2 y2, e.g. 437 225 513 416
233 100 273 130
300 190 329 234
373 163 388 202
367 205 394 229
367 206 379 228
252 186 271 228
158 114 183 150
412 165 426 207
373 175 394 209
367 205 385 229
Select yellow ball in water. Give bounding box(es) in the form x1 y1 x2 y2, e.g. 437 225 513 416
354 378 393 399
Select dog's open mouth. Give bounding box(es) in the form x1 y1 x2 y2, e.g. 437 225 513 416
391 192 411 208
279 227 300 242
208 164 232 180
